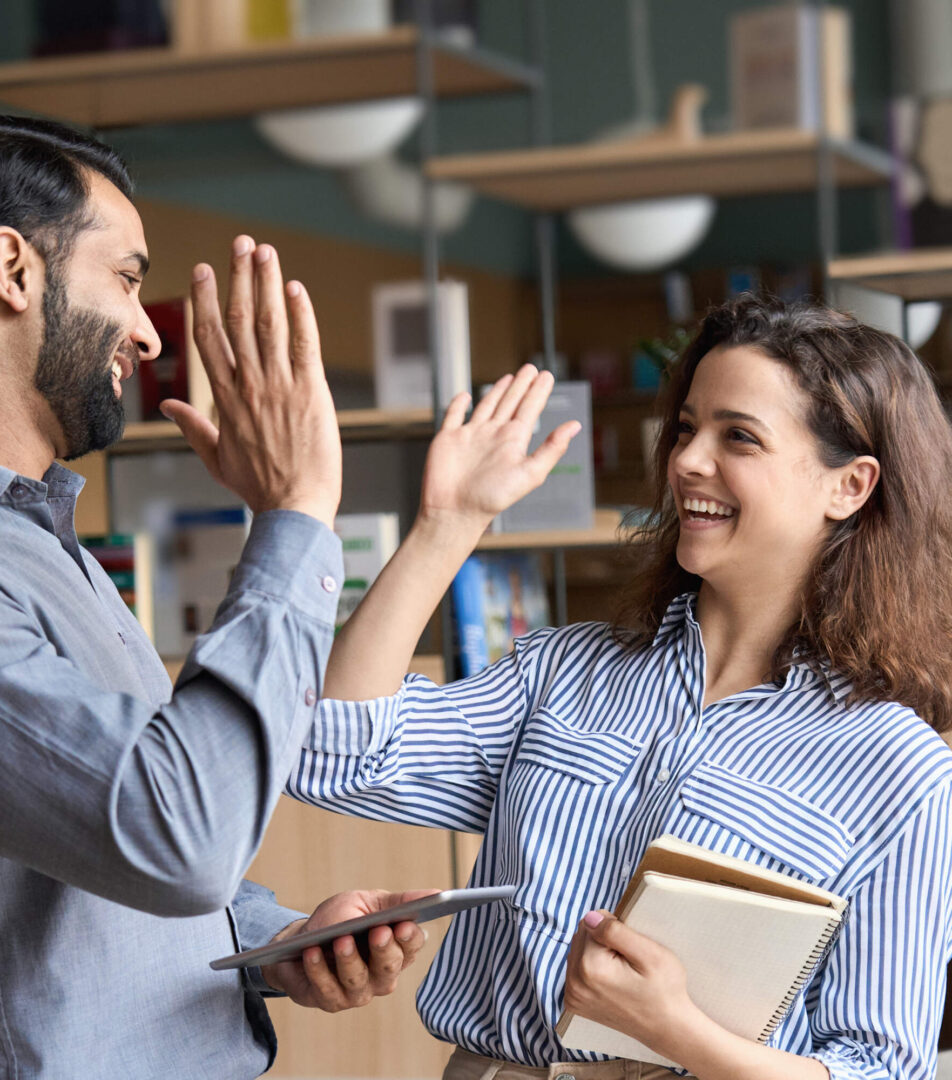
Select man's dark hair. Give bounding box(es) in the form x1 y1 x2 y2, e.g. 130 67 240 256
0 114 132 267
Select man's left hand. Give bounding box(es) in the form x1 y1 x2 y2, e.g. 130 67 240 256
261 889 435 1011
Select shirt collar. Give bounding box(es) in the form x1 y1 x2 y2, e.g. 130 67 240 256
650 590 850 703
0 461 85 500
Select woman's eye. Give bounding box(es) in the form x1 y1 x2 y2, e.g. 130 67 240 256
677 420 694 437
729 428 757 445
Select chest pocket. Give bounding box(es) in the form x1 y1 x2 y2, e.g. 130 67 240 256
517 707 638 784
679 761 854 882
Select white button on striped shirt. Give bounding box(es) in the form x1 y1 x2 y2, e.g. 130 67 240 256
289 594 952 1079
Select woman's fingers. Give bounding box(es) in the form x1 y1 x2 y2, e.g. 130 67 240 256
491 363 540 422
469 372 514 423
441 391 472 431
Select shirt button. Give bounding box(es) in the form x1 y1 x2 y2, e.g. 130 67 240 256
321 575 338 593
304 687 317 706
553 1074 576 1080
656 768 670 784
10 483 28 498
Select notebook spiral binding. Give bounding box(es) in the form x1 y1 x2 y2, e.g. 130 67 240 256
757 901 851 1043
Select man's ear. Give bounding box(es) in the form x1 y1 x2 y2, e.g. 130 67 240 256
826 455 880 521
0 228 38 314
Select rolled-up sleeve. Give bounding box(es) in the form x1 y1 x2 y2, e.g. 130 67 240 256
288 643 538 833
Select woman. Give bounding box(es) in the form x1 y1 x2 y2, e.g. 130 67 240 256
288 297 952 1080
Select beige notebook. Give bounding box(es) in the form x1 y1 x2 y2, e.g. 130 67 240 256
556 835 847 1068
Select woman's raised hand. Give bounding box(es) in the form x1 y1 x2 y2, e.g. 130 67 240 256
418 364 581 535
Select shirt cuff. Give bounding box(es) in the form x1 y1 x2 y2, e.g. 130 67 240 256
306 688 403 755
231 510 344 625
231 878 307 996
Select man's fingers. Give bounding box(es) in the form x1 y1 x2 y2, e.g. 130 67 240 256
332 936 373 1004
190 263 235 384
286 280 323 378
300 946 348 1012
224 235 260 377
159 401 221 481
366 926 405 993
251 243 290 375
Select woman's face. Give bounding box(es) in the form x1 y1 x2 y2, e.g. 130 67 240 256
667 344 841 599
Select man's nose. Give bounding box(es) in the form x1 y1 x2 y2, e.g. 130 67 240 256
133 300 162 362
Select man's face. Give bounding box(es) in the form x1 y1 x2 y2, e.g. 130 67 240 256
33 170 160 460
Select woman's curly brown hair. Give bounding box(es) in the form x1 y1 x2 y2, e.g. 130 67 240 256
614 295 952 731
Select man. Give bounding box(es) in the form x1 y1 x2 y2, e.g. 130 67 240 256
0 114 426 1078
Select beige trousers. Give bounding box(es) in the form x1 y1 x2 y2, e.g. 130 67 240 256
442 1046 679 1080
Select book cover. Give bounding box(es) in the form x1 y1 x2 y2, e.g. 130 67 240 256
126 298 213 425
153 506 251 658
333 512 401 633
490 381 594 534
451 552 550 678
729 4 853 140
557 835 846 1067
81 532 155 642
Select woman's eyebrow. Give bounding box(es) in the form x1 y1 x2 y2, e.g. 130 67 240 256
680 402 773 434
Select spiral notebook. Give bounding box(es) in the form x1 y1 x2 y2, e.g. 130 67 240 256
556 835 847 1068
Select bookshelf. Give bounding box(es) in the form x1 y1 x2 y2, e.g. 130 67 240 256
476 507 624 551
827 249 952 301
112 408 436 453
0 27 538 128
425 128 894 210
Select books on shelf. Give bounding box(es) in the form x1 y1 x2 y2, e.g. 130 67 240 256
451 551 550 677
81 533 155 642
124 298 214 425
154 506 251 658
729 4 854 140
490 380 594 534
557 835 847 1068
372 280 471 410
333 512 401 633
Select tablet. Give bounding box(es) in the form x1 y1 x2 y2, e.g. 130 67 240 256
209 885 517 971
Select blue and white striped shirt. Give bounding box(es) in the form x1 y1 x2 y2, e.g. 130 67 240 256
290 594 952 1079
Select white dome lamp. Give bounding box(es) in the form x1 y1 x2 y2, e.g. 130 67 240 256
567 0 715 272
253 0 423 168
345 150 475 233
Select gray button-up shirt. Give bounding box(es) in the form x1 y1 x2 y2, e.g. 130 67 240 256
0 463 342 1078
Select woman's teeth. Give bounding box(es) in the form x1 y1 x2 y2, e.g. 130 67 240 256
683 497 734 517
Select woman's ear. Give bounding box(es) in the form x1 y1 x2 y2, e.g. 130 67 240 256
0 228 36 314
826 455 880 521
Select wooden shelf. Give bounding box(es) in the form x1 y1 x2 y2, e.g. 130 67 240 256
112 408 435 453
476 508 626 550
426 128 894 210
828 249 952 301
0 28 538 128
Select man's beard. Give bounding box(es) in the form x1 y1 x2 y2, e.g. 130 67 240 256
33 263 130 461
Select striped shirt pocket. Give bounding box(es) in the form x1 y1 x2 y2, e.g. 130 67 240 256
679 761 854 882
